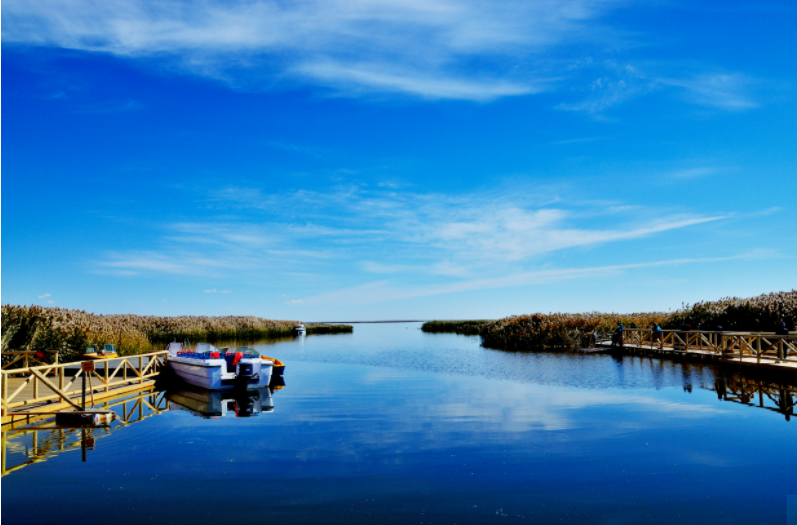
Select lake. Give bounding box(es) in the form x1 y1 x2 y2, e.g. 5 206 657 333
3 322 796 524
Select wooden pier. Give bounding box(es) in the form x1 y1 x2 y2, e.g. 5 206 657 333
594 329 797 372
1 351 168 425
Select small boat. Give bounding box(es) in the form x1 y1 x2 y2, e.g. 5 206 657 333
80 344 119 359
261 355 285 376
294 323 306 334
167 384 273 418
167 342 273 390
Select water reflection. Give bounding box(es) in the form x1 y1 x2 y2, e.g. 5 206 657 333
1 376 288 476
1 388 168 476
168 385 274 418
712 374 796 420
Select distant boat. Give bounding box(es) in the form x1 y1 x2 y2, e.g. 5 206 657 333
294 324 306 334
167 384 273 418
80 344 119 359
167 342 273 390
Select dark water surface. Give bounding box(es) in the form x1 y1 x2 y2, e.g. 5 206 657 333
3 323 796 524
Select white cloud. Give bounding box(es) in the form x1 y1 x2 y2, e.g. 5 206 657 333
38 293 51 298
285 299 304 305
660 73 758 111
668 167 719 179
93 184 728 281
303 252 765 305
220 290 231 294
559 63 758 115
2 0 620 101
47 300 55 304
203 289 217 293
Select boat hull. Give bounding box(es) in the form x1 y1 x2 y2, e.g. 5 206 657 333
169 357 273 391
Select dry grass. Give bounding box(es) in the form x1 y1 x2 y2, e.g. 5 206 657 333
421 320 492 335
0 305 319 361
480 312 668 350
477 291 796 351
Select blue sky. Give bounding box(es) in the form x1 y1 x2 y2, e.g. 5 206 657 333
2 0 796 320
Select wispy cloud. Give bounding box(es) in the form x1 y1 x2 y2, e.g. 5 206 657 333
91 184 727 282
667 167 720 179
285 299 303 305
303 252 768 305
660 73 758 110
38 293 51 298
559 63 758 116
1 0 619 101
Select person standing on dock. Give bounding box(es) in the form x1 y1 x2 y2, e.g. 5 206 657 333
652 323 663 348
611 322 624 349
715 326 725 355
678 322 691 351
775 321 790 360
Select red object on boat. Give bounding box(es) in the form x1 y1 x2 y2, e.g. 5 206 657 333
233 352 243 366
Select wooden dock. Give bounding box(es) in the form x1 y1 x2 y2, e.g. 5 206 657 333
592 329 797 373
2 351 168 425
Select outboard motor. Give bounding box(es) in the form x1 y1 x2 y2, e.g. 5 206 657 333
236 359 262 381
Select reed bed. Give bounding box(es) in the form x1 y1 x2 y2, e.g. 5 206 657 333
306 324 354 335
664 290 797 331
1 305 352 362
421 320 491 335
480 312 667 351
479 291 796 351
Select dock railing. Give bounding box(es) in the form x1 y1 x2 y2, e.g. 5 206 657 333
1 350 60 371
616 328 797 363
1 350 169 416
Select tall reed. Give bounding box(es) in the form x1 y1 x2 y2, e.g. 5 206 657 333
0 305 349 362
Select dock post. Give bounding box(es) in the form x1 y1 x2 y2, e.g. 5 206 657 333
81 373 86 411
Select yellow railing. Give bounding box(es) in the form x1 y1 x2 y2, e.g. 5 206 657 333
616 329 797 363
1 351 168 415
1 350 59 371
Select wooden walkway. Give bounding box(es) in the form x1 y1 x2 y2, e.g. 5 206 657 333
593 329 797 373
2 351 168 425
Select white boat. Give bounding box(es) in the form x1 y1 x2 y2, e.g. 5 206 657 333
167 385 273 418
294 323 306 334
166 342 273 390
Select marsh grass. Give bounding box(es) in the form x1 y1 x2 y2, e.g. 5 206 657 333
1 305 353 363
306 324 354 335
421 320 491 335
457 290 796 351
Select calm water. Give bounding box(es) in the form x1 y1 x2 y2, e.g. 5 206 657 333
3 323 796 524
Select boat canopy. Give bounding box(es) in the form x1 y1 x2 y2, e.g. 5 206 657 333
195 343 220 353
103 344 116 354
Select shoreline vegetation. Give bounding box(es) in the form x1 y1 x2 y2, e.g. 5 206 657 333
0 305 352 361
423 290 796 351
420 320 490 336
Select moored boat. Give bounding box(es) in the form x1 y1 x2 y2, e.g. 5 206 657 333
167 342 273 390
80 344 119 359
294 323 306 334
